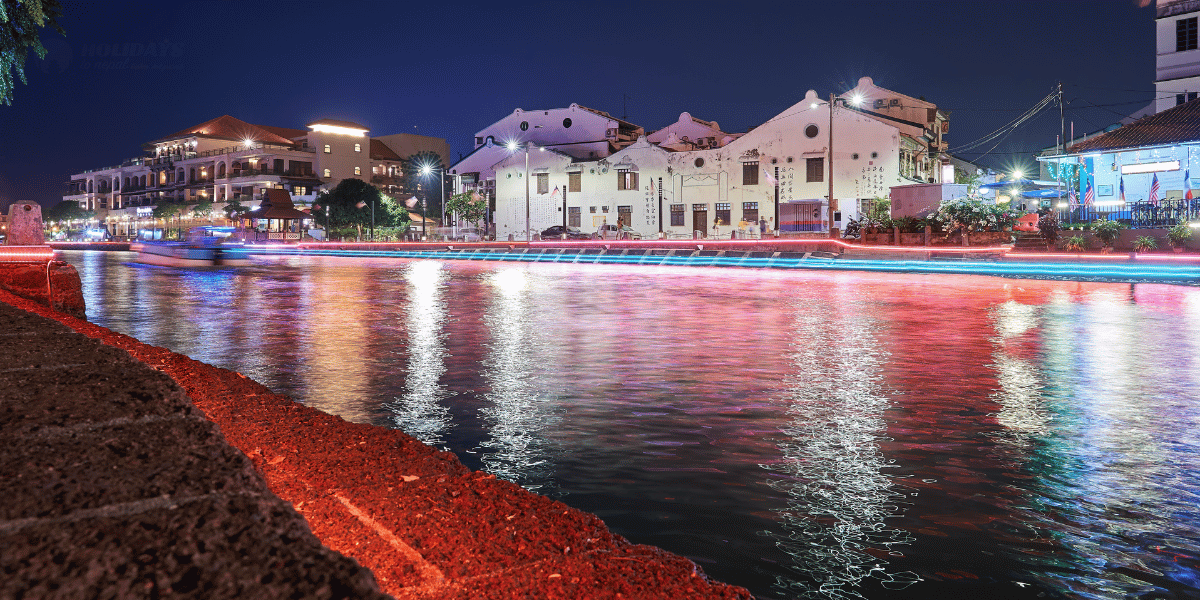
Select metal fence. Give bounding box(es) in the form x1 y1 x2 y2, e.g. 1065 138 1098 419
1060 199 1200 228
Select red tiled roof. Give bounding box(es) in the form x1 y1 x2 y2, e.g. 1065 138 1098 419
151 115 300 147
254 188 309 219
1066 99 1200 153
370 138 402 161
307 118 369 131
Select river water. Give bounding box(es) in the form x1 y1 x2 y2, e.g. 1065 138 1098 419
64 250 1200 600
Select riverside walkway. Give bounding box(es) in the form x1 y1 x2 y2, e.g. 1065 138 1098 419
0 287 752 599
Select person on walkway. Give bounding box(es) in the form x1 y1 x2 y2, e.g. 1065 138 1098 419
738 218 748 239
617 217 625 240
712 218 721 239
759 216 767 239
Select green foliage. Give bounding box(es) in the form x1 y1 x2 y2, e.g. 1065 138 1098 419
312 179 408 240
955 169 983 195
935 197 1024 232
891 216 923 233
1091 218 1122 248
1132 236 1158 252
1 0 66 105
1167 222 1193 248
862 196 890 226
190 199 213 219
43 200 93 223
223 199 249 221
1063 235 1086 252
445 191 487 225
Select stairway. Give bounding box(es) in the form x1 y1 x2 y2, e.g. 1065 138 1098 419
1011 232 1049 253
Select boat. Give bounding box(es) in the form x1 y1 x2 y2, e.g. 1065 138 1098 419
132 228 250 267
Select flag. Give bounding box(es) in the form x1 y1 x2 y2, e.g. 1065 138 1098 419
1187 170 1193 200
763 166 777 186
1084 177 1094 207
406 196 419 208
648 178 655 194
1068 186 1078 211
550 186 560 199
1149 173 1160 206
1120 176 1126 204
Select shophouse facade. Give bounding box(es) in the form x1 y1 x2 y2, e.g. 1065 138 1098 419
1157 0 1200 113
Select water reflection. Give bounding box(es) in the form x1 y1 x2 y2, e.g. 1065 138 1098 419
385 261 452 446
477 268 561 493
762 283 918 599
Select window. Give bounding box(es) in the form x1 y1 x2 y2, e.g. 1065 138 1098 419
568 206 581 227
324 144 331 154
354 143 361 152
294 186 308 196
475 136 483 145
716 202 731 225
743 202 759 223
617 169 638 191
742 161 759 185
671 204 685 226
805 124 819 138
806 157 824 182
589 206 597 213
1185 94 1193 106
563 118 572 128
323 168 331 178
536 173 549 194
1179 17 1198 52
569 172 581 192
694 157 704 168
354 166 361 175
618 205 632 225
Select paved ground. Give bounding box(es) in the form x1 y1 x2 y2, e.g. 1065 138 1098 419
0 288 753 599
0 296 389 599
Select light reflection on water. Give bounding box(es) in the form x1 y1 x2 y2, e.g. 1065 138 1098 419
63 251 1200 600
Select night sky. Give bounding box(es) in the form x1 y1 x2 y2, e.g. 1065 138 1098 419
0 0 1156 209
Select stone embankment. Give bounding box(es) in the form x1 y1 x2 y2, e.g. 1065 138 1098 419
0 283 752 599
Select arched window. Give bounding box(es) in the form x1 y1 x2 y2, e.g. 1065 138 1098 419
324 144 331 154
189 168 196 183
177 168 185 182
354 143 361 152
323 168 331 178
354 166 361 175
140 175 146 187
218 163 226 178
124 177 130 189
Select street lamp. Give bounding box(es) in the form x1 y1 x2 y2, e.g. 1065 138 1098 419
420 163 445 240
356 199 375 241
506 140 544 241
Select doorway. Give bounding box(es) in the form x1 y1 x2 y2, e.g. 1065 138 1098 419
693 210 707 236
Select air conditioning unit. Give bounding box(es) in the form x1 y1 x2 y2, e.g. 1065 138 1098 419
606 128 618 138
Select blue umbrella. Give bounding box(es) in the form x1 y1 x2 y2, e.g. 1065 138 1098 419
980 178 1035 189
1020 189 1065 199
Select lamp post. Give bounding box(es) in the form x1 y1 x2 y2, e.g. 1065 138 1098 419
420 163 446 240
356 199 375 240
506 141 543 241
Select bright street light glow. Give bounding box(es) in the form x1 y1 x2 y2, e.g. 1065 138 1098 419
507 141 518 151
849 94 863 106
310 124 367 137
1012 170 1023 179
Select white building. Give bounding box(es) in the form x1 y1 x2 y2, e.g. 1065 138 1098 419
492 90 905 239
1157 0 1200 113
62 115 449 237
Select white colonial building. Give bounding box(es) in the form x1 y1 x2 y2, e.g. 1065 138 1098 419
1157 0 1200 113
490 89 909 239
62 115 449 238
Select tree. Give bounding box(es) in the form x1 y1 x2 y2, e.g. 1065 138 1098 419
312 178 396 241
1 0 66 105
43 200 93 237
152 202 185 239
191 199 213 221
402 151 446 222
223 198 249 226
444 191 487 228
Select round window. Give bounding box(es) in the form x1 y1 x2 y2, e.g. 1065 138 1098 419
520 121 529 131
563 118 572 128
805 124 819 138
871 152 878 159
771 158 778 164
695 157 705 168
786 157 793 163
852 153 860 160
506 173 511 179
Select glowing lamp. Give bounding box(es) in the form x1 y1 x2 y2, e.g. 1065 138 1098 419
310 124 367 137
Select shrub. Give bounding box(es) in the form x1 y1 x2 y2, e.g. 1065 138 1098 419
935 198 1025 233
1092 218 1122 248
1037 210 1060 243
1132 236 1158 252
1063 235 1086 252
1167 222 1193 248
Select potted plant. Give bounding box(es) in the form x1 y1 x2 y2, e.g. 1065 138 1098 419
1037 210 1060 251
1063 234 1086 252
1092 218 1122 253
1167 222 1193 252
1132 235 1158 254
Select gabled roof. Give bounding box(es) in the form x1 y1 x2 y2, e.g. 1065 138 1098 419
150 115 301 146
253 189 309 219
1066 98 1200 153
370 139 403 161
575 104 641 130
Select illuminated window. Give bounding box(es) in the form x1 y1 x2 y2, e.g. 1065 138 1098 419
323 168 331 178
617 169 638 191
354 166 361 175
536 173 549 194
324 144 331 154
806 157 824 182
354 143 361 152
742 161 758 185
569 172 581 192
743 202 759 222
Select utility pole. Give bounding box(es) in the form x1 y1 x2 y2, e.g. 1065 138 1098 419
828 93 837 238
1059 82 1065 155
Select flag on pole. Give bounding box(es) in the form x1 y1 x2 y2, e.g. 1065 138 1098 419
550 185 560 199
1068 186 1078 212
1187 169 1194 200
1120 176 1126 204
1149 173 1160 206
648 178 655 194
1084 177 1095 207
406 196 419 208
763 166 777 186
